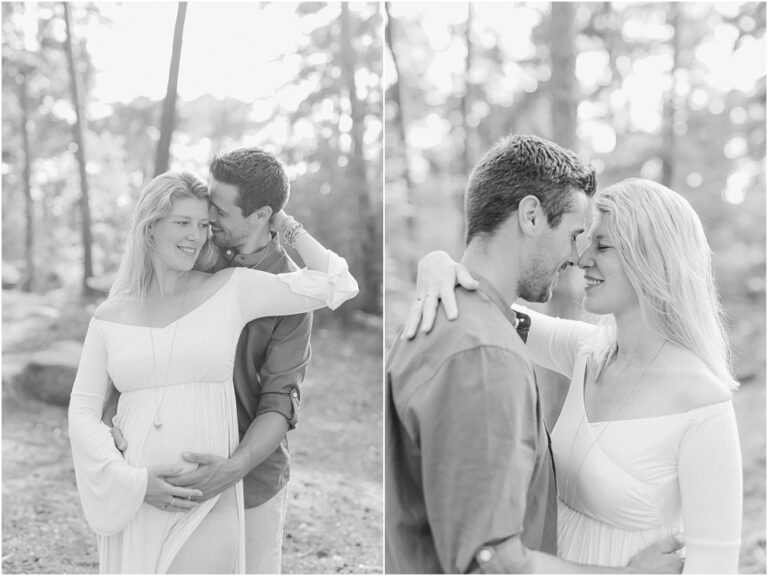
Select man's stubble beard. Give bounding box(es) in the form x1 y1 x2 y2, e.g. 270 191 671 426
518 250 557 304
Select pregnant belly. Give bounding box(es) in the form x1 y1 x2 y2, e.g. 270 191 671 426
115 380 237 472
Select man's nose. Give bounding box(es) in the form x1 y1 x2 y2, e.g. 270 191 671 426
567 242 580 266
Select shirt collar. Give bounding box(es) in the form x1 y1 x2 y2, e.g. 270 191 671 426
222 231 282 270
468 271 530 342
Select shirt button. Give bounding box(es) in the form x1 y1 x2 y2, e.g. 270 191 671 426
478 548 493 563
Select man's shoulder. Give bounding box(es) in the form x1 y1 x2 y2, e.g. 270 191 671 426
388 287 528 392
436 286 523 349
261 248 300 275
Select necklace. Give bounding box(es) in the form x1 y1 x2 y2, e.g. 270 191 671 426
251 240 271 268
563 340 667 503
148 274 190 429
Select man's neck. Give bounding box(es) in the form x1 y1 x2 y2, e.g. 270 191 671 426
461 239 520 307
234 229 272 256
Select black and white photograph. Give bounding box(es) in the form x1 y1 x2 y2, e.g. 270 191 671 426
2 2 382 573
385 2 765 574
3 0 768 575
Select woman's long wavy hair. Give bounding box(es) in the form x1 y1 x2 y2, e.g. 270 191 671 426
587 178 737 390
109 171 218 299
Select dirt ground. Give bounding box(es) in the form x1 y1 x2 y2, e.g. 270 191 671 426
2 289 383 574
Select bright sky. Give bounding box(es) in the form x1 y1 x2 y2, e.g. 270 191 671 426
86 2 338 106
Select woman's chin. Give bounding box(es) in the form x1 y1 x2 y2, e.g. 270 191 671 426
581 295 603 315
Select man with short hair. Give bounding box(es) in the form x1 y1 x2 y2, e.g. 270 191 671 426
385 135 682 573
108 147 310 573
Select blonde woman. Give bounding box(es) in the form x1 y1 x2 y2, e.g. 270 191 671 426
68 171 357 573
407 178 742 573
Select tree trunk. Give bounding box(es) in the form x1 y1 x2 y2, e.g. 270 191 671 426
455 4 474 216
154 2 187 176
542 3 579 428
63 2 94 296
550 3 577 152
384 3 416 277
340 3 380 315
661 3 680 188
19 71 34 292
462 4 474 178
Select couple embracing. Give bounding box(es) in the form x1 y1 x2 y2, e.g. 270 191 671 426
386 135 742 573
69 147 358 573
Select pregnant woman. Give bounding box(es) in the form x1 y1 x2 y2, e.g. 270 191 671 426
69 171 358 573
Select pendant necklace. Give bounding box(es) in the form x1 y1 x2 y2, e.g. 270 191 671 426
148 274 190 429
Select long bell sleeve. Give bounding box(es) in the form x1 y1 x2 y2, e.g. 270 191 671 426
68 319 148 536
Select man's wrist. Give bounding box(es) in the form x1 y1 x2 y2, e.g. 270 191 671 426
226 452 251 483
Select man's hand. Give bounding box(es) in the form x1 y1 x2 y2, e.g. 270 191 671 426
402 251 478 339
625 534 684 574
144 465 203 512
165 452 240 502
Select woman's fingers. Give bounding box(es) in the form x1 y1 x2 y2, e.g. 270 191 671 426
166 495 199 510
403 298 425 339
455 264 479 291
167 485 204 500
149 465 183 478
418 294 440 334
404 253 478 339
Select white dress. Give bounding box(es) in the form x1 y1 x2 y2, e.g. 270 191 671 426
517 306 743 573
69 256 358 573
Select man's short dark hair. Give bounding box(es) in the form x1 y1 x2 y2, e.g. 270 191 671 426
464 134 596 244
209 147 289 217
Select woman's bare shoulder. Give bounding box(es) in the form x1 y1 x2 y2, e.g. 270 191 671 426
183 269 234 302
657 347 732 411
92 295 137 322
204 267 236 286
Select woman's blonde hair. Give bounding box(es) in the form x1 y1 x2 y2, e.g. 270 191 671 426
588 178 737 389
109 171 218 299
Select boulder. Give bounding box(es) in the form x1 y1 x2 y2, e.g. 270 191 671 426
15 341 83 406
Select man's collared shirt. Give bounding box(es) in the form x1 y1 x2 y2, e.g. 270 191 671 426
385 275 557 574
223 233 313 509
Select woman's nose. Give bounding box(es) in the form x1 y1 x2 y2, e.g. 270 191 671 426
577 246 593 269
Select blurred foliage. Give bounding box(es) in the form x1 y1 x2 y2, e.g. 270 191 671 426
385 2 766 349
2 2 383 317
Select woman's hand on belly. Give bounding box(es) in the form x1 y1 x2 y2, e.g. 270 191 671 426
144 465 205 513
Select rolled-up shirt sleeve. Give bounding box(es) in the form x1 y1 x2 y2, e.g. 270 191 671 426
68 319 148 535
401 345 540 573
254 311 312 429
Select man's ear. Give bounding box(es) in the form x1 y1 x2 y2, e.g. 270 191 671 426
517 195 544 237
250 206 273 222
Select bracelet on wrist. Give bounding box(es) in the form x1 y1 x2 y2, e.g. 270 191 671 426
280 216 307 248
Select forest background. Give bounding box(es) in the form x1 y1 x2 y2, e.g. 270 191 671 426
385 2 765 573
2 2 383 573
